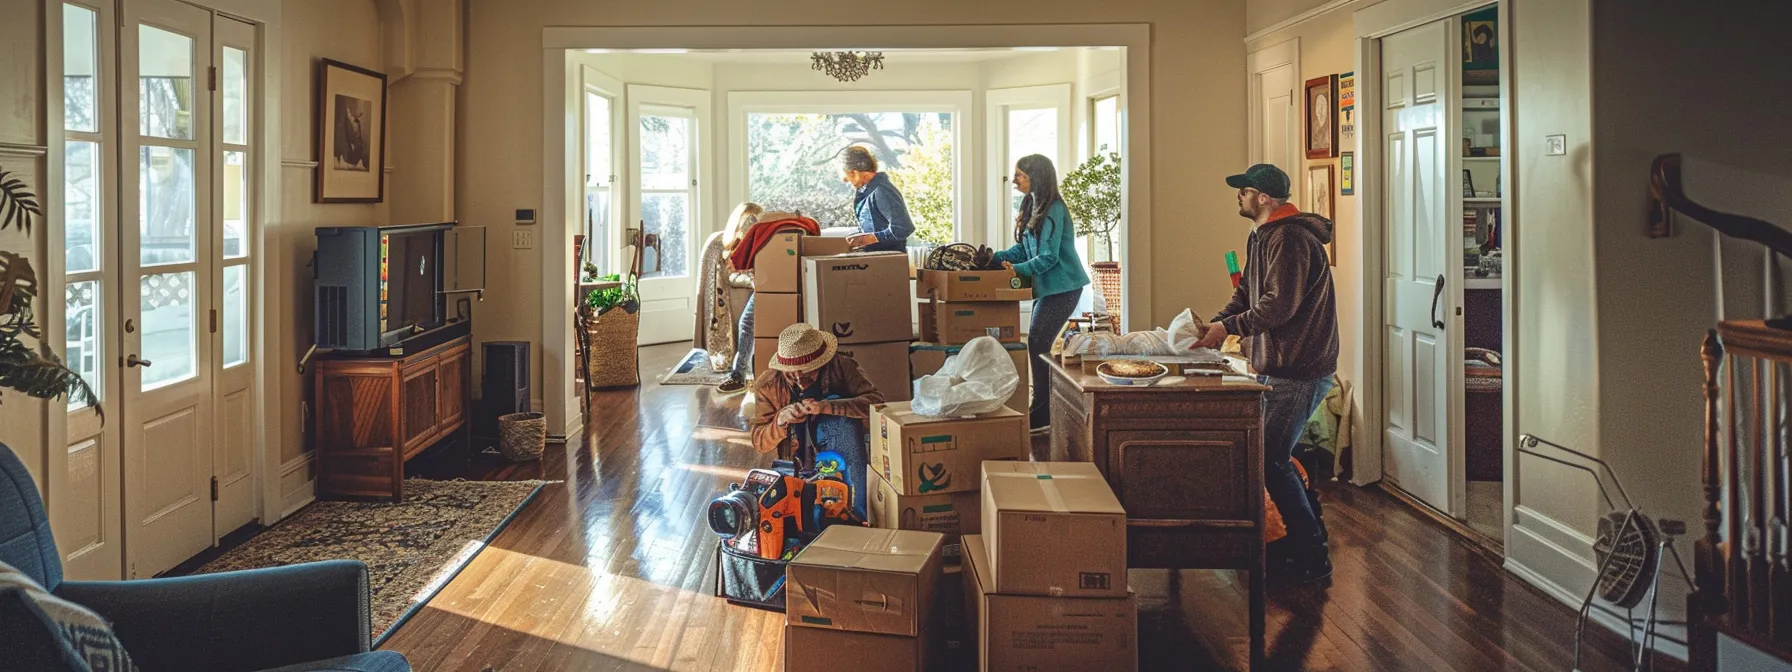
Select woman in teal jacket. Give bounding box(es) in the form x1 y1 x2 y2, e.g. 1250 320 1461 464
993 154 1090 433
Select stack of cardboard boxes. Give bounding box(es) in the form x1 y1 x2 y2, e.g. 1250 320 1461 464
913 270 1032 413
964 461 1136 671
864 402 1028 563
803 251 915 402
749 231 850 378
785 526 945 671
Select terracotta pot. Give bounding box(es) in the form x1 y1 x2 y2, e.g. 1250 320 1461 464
1090 261 1123 331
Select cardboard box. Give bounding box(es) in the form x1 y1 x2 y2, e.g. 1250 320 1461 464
786 526 944 637
867 466 982 563
918 269 1032 302
981 461 1127 598
784 625 931 672
836 341 914 403
752 337 778 377
801 234 853 258
961 534 1137 672
752 292 804 339
753 231 805 294
922 301 1021 345
871 402 1028 497
804 252 913 344
910 342 1031 415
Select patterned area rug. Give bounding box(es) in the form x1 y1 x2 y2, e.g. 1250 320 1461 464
660 347 733 386
195 478 545 644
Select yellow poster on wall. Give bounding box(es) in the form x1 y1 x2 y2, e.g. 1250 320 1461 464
1339 71 1356 144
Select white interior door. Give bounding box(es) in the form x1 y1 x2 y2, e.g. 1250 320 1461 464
1379 18 1458 515
121 0 216 578
1249 40 1302 206
210 15 256 538
627 85 709 345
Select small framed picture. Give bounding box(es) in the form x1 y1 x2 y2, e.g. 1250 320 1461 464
1305 75 1340 159
315 59 388 203
1340 152 1355 196
1307 164 1335 220
1462 169 1475 198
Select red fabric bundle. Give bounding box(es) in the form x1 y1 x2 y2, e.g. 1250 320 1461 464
728 216 821 271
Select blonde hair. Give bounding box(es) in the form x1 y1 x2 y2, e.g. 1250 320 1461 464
722 202 766 252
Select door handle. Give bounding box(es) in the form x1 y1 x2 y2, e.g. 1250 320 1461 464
1430 274 1447 330
125 354 153 368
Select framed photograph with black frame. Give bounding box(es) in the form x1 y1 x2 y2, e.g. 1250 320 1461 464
1305 74 1339 159
315 58 388 203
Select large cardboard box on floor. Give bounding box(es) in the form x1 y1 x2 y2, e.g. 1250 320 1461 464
786 526 943 637
867 466 981 563
752 337 778 377
921 301 1021 345
836 341 913 403
981 461 1128 598
784 624 932 672
804 252 912 344
917 269 1032 302
753 231 805 294
751 292 804 339
910 342 1031 414
962 534 1138 672
870 402 1027 497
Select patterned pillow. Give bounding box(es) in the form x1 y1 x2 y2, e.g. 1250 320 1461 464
0 560 137 672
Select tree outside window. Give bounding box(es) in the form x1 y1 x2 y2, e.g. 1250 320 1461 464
746 112 955 245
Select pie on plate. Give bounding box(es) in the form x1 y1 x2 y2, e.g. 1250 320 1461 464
1100 360 1168 378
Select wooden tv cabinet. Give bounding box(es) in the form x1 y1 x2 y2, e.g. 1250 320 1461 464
313 333 471 501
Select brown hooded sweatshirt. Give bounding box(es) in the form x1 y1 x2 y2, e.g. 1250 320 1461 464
1213 204 1339 380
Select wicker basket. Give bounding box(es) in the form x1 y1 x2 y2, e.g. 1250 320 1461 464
583 305 641 389
497 412 546 461
1091 261 1124 331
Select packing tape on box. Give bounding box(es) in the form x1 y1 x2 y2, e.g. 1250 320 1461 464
988 472 1103 513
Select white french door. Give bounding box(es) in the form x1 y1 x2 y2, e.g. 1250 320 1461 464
210 15 257 538
626 85 709 346
582 66 623 278
1379 18 1460 516
985 84 1071 251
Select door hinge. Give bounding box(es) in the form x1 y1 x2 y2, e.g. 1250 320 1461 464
210 476 219 502
210 308 218 333
208 66 218 92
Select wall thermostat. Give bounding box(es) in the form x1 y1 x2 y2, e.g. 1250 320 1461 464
515 209 537 225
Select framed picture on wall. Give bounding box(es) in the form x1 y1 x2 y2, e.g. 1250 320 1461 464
1340 152 1355 196
1305 75 1339 159
315 58 388 203
1308 164 1336 266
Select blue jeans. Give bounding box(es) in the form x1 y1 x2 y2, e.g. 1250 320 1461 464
1027 289 1083 427
1259 374 1334 549
805 415 869 520
730 294 756 381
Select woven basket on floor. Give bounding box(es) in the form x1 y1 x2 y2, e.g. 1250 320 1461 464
583 305 641 389
497 412 546 461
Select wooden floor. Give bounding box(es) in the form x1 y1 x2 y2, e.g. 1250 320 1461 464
381 343 1676 671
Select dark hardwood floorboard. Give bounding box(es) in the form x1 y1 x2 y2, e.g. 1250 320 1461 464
372 343 1680 671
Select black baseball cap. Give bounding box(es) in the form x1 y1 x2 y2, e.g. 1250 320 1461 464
1225 163 1292 199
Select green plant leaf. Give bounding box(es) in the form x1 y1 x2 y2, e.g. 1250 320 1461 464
0 171 41 235
0 164 100 422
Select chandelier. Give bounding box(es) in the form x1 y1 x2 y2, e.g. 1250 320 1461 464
811 51 884 82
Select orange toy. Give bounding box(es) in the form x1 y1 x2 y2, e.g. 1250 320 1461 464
1265 459 1314 543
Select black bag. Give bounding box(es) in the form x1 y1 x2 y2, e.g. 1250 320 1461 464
714 539 789 611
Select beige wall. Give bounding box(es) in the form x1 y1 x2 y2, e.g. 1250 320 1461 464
1247 0 1346 36
464 2 1247 409
0 1 49 492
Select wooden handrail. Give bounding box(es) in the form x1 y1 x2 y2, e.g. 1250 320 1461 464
1650 154 1792 257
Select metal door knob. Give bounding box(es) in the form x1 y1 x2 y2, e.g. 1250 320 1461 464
125 354 153 368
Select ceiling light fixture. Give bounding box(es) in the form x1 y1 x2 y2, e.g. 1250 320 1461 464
811 51 884 82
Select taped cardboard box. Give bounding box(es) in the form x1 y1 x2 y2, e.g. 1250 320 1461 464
784 624 932 672
870 402 1027 497
910 342 1031 415
981 461 1127 598
804 252 913 344
751 292 803 339
752 337 778 378
753 231 805 294
867 466 981 564
922 301 1021 345
917 269 1032 302
961 534 1138 672
786 526 943 637
836 341 913 403
800 234 853 258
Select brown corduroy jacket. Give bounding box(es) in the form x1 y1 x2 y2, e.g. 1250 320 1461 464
749 355 884 457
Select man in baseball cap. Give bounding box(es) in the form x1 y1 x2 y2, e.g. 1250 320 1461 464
1199 163 1340 584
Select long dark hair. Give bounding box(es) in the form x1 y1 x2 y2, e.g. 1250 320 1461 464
1013 154 1062 242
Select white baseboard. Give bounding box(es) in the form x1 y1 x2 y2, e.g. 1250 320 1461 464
275 454 316 522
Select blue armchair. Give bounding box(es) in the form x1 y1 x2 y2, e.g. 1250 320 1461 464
0 442 410 671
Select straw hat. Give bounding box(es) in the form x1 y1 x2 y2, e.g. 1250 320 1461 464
769 323 838 373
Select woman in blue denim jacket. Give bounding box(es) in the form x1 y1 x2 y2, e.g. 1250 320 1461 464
840 146 914 252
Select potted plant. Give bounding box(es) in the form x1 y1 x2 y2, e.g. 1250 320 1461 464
1061 149 1123 326
0 164 99 418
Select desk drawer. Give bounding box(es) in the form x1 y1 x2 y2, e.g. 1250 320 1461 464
1104 429 1256 521
1128 522 1258 571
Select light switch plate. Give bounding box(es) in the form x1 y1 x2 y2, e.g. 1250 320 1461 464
1545 134 1567 156
512 230 534 249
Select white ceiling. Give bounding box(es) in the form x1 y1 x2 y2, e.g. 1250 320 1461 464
582 47 1104 65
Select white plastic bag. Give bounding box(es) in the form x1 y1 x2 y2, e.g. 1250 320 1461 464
1166 308 1203 352
911 336 1020 417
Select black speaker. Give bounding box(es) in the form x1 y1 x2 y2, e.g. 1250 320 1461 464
478 341 530 437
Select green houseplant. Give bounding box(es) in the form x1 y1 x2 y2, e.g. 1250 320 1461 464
0 164 98 414
583 273 639 317
1061 150 1124 326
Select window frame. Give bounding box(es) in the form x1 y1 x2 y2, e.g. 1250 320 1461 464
984 84 1071 250
625 84 709 283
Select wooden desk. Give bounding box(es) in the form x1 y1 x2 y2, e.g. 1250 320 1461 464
1046 358 1269 670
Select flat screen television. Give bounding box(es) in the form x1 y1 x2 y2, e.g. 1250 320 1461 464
313 222 452 351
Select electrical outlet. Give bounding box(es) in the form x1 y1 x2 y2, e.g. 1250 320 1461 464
512 230 534 249
1545 134 1567 156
